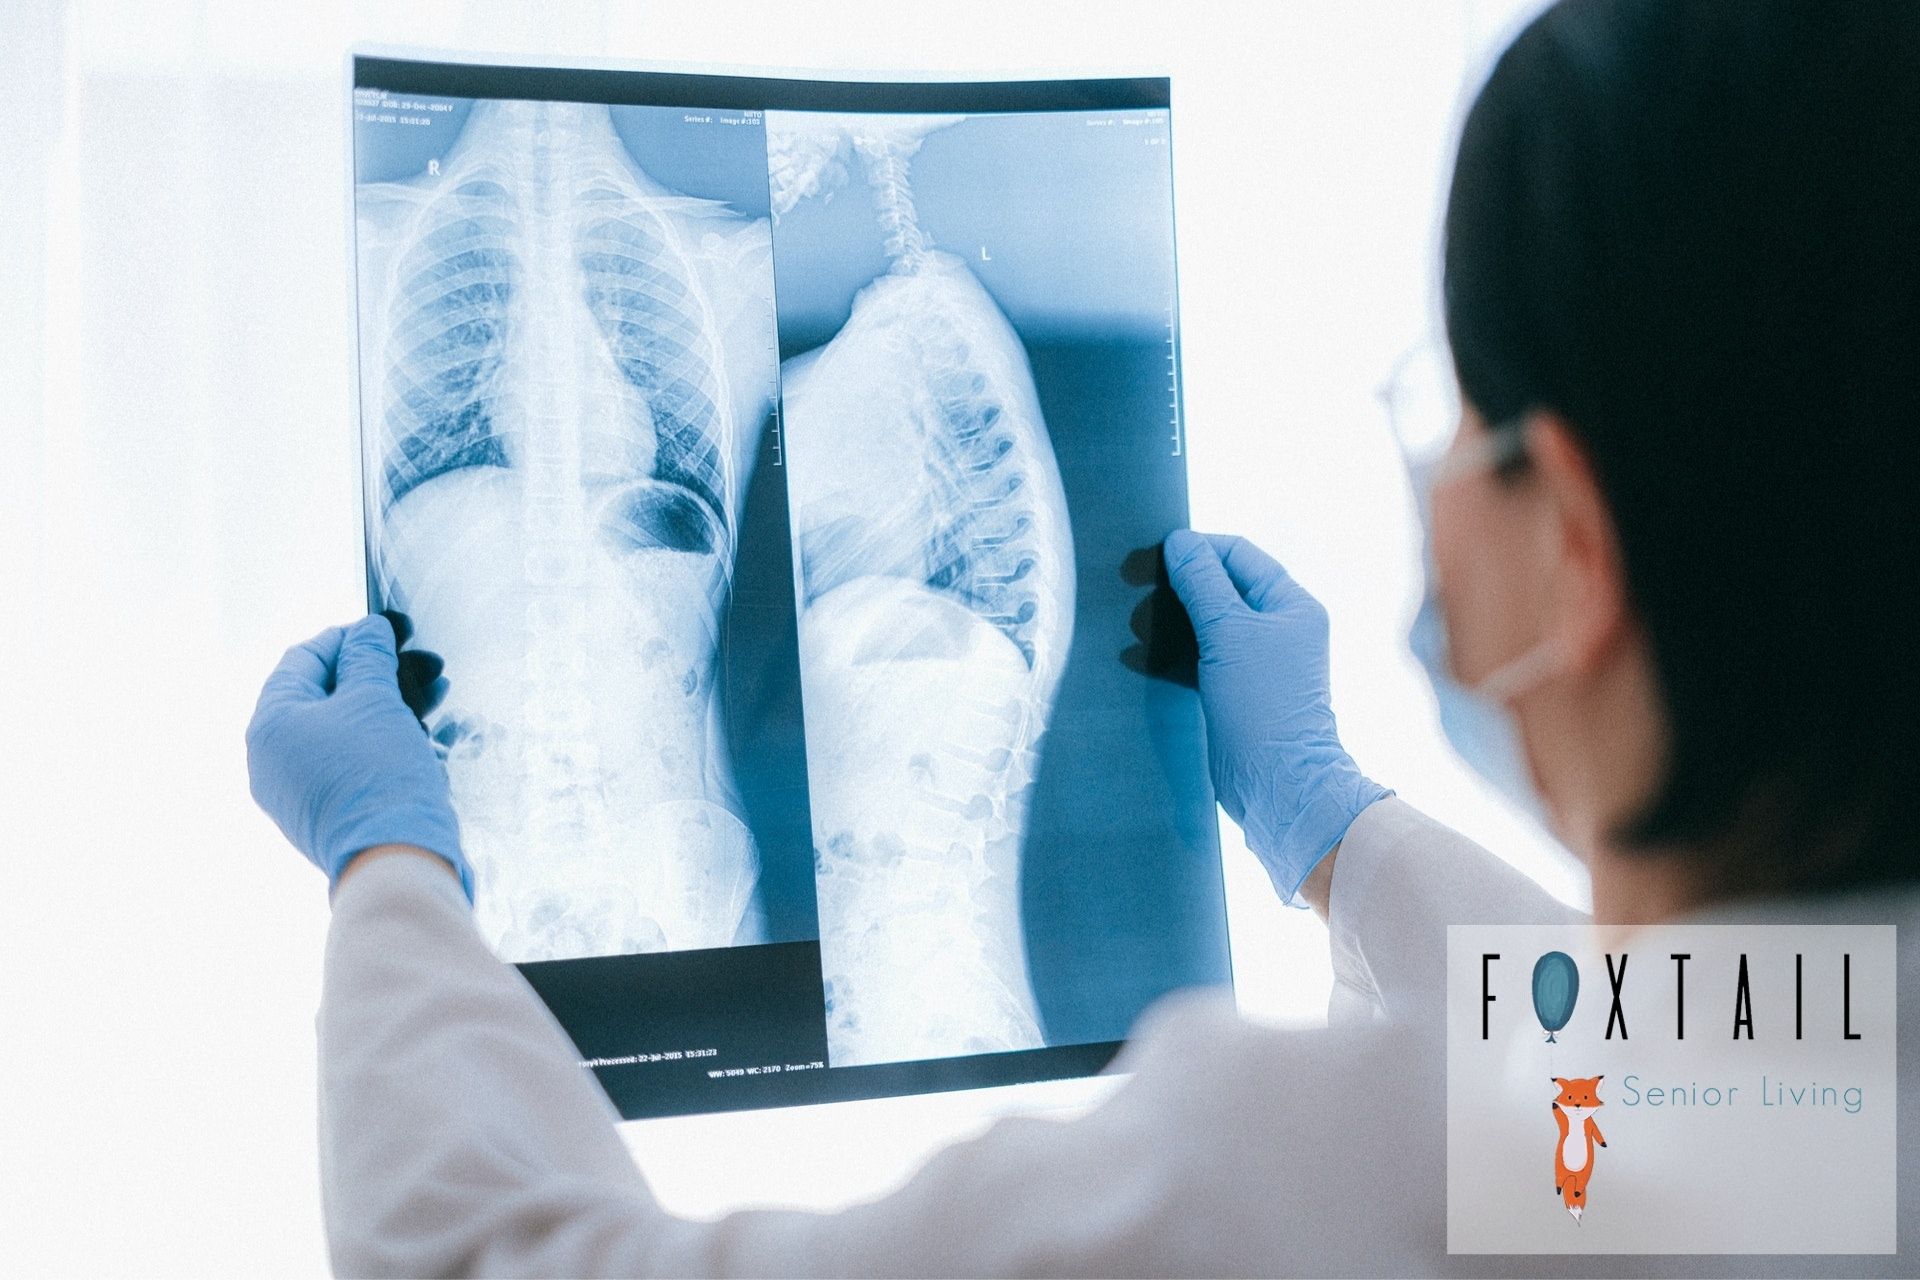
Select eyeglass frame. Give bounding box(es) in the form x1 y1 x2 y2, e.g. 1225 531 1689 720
1375 340 1533 490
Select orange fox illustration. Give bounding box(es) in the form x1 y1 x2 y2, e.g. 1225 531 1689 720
1551 1076 1607 1222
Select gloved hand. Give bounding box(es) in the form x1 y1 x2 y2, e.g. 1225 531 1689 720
245 614 471 900
1163 530 1391 905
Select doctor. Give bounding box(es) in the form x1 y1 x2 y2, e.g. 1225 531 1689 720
246 1 1917 1274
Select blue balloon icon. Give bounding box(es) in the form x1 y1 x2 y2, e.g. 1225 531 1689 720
1532 951 1580 1043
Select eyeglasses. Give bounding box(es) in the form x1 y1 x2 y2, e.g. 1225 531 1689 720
1377 340 1529 491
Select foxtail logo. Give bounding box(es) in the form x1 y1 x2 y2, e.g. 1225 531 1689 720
1550 1075 1608 1222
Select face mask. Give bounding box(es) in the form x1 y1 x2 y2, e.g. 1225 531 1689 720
1406 440 1563 827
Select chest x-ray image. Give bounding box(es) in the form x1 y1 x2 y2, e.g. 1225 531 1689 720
355 97 790 963
352 58 1227 1117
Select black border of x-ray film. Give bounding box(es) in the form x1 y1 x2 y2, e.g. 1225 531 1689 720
354 56 1169 114
349 54 1209 1121
602 1041 1127 1117
518 938 1125 1118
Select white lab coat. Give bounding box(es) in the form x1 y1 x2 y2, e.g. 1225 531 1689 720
317 798 1919 1276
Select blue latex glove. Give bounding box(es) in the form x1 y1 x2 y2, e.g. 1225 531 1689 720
1163 530 1391 905
245 615 471 899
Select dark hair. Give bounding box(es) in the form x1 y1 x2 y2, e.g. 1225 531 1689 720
1444 0 1919 895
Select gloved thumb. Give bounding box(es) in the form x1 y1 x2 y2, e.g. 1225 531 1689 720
1163 530 1246 628
1210 535 1303 614
335 614 400 688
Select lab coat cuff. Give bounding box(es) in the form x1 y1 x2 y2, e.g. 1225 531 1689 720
1324 795 1420 998
329 844 474 916
1268 774 1393 908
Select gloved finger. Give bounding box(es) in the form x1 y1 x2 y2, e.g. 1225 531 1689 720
412 671 445 721
1121 582 1199 687
397 648 446 720
1118 544 1162 587
335 614 400 688
1203 534 1305 614
258 625 347 705
1162 530 1249 627
380 608 414 649
411 675 450 722
396 647 443 695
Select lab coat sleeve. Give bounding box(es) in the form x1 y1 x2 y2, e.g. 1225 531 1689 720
1324 797 1583 1024
318 854 670 1277
318 857 1264 1278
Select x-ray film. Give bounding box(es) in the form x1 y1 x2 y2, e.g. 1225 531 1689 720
349 54 1228 1118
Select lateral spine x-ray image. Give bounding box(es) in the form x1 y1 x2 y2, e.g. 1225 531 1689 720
352 63 1228 1113
770 112 1076 1066
357 99 779 962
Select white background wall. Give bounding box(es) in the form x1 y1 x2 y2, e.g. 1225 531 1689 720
0 1 1567 1274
